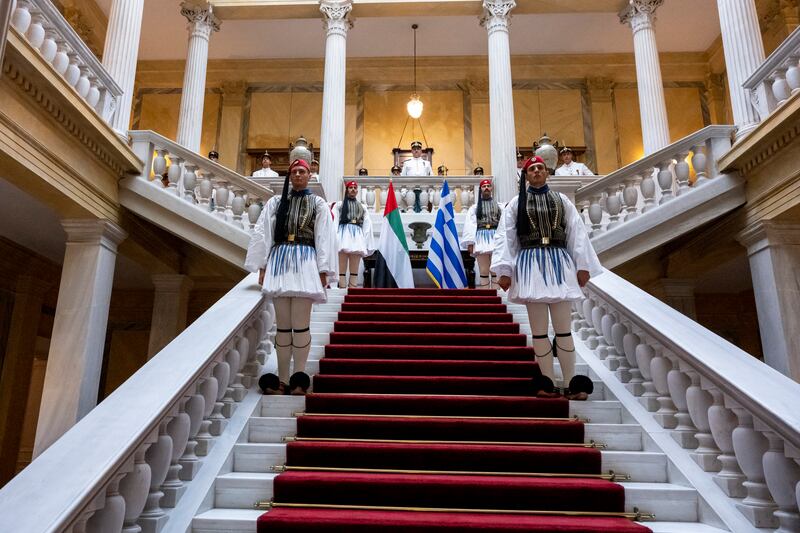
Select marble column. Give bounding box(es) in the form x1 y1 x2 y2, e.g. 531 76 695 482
716 0 765 138
481 0 517 203
319 0 352 203
33 220 127 457
620 0 670 155
176 2 220 153
0 275 49 484
101 0 145 134
586 77 620 174
148 274 193 358
737 221 800 381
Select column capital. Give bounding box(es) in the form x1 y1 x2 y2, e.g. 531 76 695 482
180 1 221 39
736 220 800 255
480 0 516 33
320 0 353 36
61 219 127 253
619 0 663 32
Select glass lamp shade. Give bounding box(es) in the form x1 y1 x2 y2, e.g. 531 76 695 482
407 94 424 119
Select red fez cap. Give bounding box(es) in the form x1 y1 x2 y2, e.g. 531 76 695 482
289 159 310 172
479 179 492 187
345 180 358 188
522 156 546 173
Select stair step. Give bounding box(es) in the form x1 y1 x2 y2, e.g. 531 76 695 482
336 311 514 323
344 295 502 304
192 508 262 533
321 344 534 360
622 482 699 522
234 443 286 472
312 374 539 395
333 321 520 333
340 303 508 313
646 522 730 532
347 288 497 296
215 472 276 509
317 358 537 377
328 332 527 347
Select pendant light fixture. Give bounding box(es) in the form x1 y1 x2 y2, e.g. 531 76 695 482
406 24 423 119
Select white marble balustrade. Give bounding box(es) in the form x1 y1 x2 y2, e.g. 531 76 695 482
10 0 122 123
744 25 800 122
0 275 273 533
576 270 800 531
129 130 273 233
344 176 484 213
575 125 737 238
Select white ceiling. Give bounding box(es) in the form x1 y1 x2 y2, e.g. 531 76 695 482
98 0 721 60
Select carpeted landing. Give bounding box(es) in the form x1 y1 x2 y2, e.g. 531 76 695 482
257 288 651 532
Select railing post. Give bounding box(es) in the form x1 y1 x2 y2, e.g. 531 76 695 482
705 387 746 497
119 443 153 533
684 370 721 471
139 420 172 533
761 430 800 530
666 360 699 448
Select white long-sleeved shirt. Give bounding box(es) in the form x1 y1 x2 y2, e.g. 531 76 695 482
253 168 279 178
401 158 432 176
555 162 594 176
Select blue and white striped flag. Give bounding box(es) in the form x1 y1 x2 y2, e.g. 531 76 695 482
426 180 468 289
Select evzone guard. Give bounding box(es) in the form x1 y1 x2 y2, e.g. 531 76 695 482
462 178 502 289
332 180 375 288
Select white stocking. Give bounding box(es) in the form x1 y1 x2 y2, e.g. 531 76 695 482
290 297 313 375
273 297 293 383
550 301 576 386
526 303 554 382
476 254 491 287
338 252 348 288
348 255 361 288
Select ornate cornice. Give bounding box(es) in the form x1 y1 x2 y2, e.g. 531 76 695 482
180 1 222 39
480 0 515 34
320 0 353 37
619 0 663 33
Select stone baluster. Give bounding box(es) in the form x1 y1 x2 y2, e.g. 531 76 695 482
182 163 197 203
433 184 443 208
86 76 101 108
611 319 631 383
650 346 677 428
118 444 152 533
674 151 691 195
761 430 800 530
65 50 81 86
166 157 182 195
635 340 659 411
622 177 640 221
76 65 91 99
785 57 800 95
600 309 620 369
247 199 262 231
365 186 376 212
730 406 779 528
195 373 218 456
772 68 791 106
639 167 657 212
591 304 609 360
11 1 32 34
53 37 70 75
86 473 128 533
214 181 230 219
40 28 57 62
691 144 708 186
666 360 699 448
656 160 674 204
263 301 276 357
221 346 242 417
705 388 745 497
460 187 470 212
196 171 213 207
178 392 204 481
243 325 261 383
231 188 246 225
587 195 604 236
25 12 44 48
152 150 167 183
160 405 190 507
684 370 721 470
621 326 643 394
604 186 623 230
210 358 231 436
229 340 247 402
139 421 172 533
582 298 600 349
234 335 251 395
377 185 387 212
576 199 591 231
573 300 591 340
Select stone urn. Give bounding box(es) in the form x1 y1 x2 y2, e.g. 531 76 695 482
289 136 314 165
534 133 559 173
408 221 431 249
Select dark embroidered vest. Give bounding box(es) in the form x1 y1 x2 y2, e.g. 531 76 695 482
519 190 567 249
476 199 500 230
275 195 317 246
339 198 365 226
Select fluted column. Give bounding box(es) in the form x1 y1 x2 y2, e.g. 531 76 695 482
717 0 765 138
101 0 145 134
481 0 517 202
620 0 670 155
176 2 220 153
319 0 352 202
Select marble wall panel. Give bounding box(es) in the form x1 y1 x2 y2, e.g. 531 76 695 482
138 92 221 158
246 92 323 149
665 87 705 142
512 89 584 150
591 99 618 174
471 101 491 175
614 88 646 166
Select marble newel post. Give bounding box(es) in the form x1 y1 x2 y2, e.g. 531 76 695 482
101 0 145 134
33 220 127 457
481 0 517 203
717 0 765 138
319 0 352 203
620 0 670 155
176 2 221 153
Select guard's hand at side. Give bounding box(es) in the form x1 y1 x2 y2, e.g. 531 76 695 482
320 273 327 287
577 270 590 288
467 244 474 254
258 268 265 286
497 276 512 291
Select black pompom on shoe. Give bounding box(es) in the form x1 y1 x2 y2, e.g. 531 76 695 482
258 373 283 395
288 371 311 395
565 374 594 400
532 375 561 398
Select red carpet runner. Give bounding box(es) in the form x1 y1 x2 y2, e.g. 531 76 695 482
257 288 651 532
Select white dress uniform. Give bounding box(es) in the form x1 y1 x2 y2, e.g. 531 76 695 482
253 168 279 178
332 199 376 257
401 157 432 176
245 191 337 303
462 200 501 256
491 188 602 305
555 162 594 176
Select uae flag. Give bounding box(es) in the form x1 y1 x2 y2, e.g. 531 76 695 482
372 181 414 288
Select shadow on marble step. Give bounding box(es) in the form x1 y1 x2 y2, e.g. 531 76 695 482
192 508 262 533
623 482 699 522
233 443 287 473
215 472 277 509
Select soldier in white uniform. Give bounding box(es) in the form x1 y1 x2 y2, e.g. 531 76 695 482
401 141 432 176
253 151 279 179
555 146 594 176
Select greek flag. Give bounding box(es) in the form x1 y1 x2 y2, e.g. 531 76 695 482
426 180 468 289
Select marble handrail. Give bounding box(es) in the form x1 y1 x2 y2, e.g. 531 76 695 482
574 125 736 237
577 270 800 530
129 130 274 232
10 0 122 123
0 274 272 533
743 25 800 121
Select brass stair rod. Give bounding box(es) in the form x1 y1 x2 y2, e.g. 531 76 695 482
270 464 629 481
294 412 586 422
254 501 656 521
283 436 606 449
